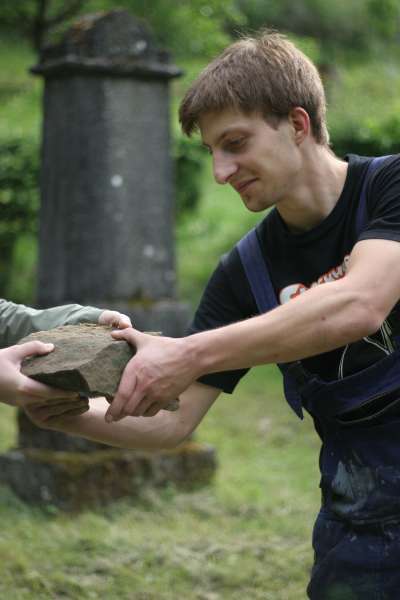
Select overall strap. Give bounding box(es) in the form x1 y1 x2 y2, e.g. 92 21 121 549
355 156 391 235
236 228 278 313
236 227 304 419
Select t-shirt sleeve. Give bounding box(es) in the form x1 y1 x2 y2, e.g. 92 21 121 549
186 253 254 393
358 154 400 242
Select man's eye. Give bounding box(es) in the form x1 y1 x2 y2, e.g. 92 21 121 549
226 138 244 151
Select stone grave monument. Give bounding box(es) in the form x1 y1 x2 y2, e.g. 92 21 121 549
0 10 216 509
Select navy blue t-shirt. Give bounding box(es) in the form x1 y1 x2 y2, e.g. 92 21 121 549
187 154 400 392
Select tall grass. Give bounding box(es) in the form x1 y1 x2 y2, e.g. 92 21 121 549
0 367 320 599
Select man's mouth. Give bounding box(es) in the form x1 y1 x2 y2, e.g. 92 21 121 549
233 179 258 194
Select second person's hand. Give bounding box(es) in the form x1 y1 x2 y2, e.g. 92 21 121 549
0 342 81 408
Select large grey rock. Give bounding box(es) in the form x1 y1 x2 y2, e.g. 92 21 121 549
19 324 178 410
20 324 130 399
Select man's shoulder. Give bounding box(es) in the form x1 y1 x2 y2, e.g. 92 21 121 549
362 153 400 202
346 153 400 178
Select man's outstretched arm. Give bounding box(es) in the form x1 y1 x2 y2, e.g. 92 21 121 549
25 383 220 451
106 237 400 421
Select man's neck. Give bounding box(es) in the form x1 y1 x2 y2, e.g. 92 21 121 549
277 146 348 233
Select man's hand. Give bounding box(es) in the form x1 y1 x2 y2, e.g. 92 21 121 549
98 310 132 329
24 396 90 431
0 342 81 408
105 328 200 422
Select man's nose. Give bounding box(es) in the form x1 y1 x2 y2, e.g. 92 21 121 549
213 154 238 184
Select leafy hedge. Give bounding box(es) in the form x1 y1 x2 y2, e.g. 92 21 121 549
331 115 400 158
174 135 206 216
0 137 39 297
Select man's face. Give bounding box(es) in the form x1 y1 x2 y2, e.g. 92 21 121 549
199 108 302 212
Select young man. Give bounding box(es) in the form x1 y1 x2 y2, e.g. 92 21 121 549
26 31 400 598
0 298 131 409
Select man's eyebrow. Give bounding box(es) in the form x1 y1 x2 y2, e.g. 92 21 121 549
202 127 247 149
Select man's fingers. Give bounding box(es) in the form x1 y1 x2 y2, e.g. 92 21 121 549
106 395 153 421
143 403 162 417
48 405 89 420
48 401 89 420
18 375 78 402
99 310 132 329
105 369 139 423
111 327 142 345
12 341 54 364
117 315 132 329
128 395 154 417
27 398 88 423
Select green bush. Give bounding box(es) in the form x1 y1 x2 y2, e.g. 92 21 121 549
0 136 39 299
326 56 400 158
331 114 400 158
174 134 206 217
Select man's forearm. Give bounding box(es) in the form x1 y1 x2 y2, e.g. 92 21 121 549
55 384 219 450
63 400 183 450
190 278 380 375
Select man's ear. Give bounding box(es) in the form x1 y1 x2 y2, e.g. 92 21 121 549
288 107 310 144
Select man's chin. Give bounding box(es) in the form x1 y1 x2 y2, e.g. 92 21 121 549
242 196 270 212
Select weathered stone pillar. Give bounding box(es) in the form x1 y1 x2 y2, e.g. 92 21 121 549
0 11 216 509
35 9 188 334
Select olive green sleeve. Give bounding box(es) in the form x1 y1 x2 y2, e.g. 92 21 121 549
0 299 103 348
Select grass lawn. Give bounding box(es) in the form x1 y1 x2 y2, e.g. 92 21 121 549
0 367 320 599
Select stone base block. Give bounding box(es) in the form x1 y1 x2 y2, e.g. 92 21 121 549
0 442 216 511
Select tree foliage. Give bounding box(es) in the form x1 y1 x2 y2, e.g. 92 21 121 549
87 0 244 59
237 0 400 52
0 0 244 59
1 0 398 61
0 1 86 52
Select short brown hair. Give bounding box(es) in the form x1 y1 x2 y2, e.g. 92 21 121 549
179 30 329 145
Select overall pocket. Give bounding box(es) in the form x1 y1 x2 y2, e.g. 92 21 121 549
303 348 400 423
336 388 400 427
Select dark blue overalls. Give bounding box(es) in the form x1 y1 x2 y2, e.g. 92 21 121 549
237 157 400 599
